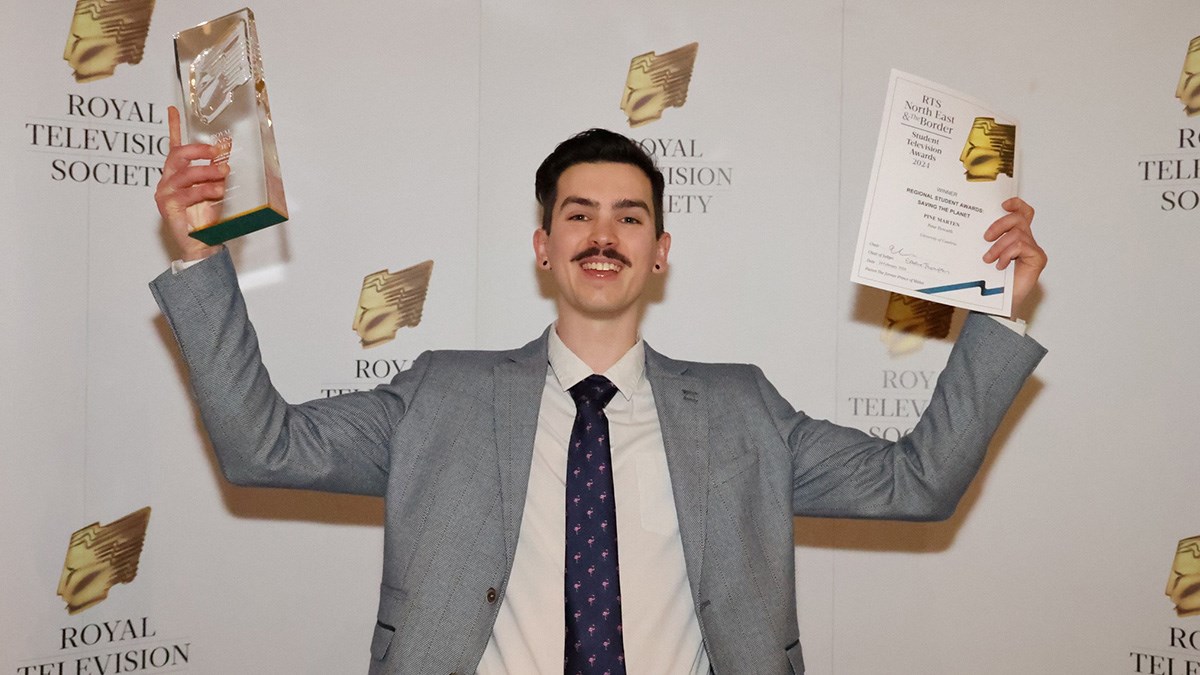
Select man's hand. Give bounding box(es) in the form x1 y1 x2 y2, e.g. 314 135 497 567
983 197 1046 319
154 106 226 262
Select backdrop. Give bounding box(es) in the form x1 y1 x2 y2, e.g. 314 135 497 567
4 1 1199 673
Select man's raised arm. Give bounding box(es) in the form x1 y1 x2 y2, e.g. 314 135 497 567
149 105 403 496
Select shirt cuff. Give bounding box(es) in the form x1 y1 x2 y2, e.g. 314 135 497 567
169 249 222 274
170 259 202 275
987 315 1027 336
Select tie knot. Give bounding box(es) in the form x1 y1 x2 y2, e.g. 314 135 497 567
568 374 619 411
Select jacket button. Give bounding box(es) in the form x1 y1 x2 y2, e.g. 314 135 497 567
486 587 498 603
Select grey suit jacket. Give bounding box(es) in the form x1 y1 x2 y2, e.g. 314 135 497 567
151 249 1046 674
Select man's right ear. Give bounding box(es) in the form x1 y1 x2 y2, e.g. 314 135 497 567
533 228 550 268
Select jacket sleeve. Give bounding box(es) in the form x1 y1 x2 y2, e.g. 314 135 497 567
758 312 1046 520
150 248 421 496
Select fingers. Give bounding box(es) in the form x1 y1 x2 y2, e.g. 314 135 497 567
985 231 1046 271
160 106 224 183
983 197 1034 242
156 181 227 222
982 196 1036 264
168 105 181 147
156 159 227 209
161 142 219 176
983 219 1045 269
156 115 229 222
156 106 223 260
1002 196 1034 220
981 197 1046 317
980 196 1046 279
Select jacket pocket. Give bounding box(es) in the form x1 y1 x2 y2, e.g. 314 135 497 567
370 620 395 661
785 638 805 674
372 583 405 661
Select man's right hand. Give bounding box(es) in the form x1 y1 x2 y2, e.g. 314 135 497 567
154 105 226 262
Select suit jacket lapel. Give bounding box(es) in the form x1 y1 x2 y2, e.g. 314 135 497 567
493 329 550 565
645 344 710 598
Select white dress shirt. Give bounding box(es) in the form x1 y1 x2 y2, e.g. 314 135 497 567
477 327 709 674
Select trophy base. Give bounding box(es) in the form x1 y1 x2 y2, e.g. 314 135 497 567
188 206 288 246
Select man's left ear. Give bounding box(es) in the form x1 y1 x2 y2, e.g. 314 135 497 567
653 232 671 273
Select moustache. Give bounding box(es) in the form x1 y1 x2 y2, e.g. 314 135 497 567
570 247 633 267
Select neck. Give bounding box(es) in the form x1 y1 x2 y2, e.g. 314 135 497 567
554 311 641 373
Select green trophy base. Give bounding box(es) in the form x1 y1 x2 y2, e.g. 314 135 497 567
188 206 288 246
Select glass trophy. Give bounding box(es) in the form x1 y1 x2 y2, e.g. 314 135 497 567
174 8 287 245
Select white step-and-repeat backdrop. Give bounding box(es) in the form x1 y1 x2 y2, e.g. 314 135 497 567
3 1 1199 672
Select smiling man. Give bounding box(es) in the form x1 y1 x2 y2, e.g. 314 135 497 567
151 122 1046 674
532 134 672 373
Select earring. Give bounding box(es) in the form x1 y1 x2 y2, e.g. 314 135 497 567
541 259 549 267
654 263 662 270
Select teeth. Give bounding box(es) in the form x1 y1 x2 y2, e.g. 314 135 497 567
581 262 620 272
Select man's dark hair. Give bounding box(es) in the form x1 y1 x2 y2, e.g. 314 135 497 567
535 128 665 238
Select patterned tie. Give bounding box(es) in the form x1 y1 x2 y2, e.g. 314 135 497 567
564 375 626 674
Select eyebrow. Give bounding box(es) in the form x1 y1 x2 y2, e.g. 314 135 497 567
559 196 651 213
560 196 599 210
614 198 651 212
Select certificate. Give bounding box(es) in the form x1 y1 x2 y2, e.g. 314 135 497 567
851 70 1018 316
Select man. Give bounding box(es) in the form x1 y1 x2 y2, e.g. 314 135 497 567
152 110 1046 674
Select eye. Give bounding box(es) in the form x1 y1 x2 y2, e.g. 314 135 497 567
567 213 588 221
620 215 643 224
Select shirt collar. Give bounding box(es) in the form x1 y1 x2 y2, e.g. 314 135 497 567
547 324 644 402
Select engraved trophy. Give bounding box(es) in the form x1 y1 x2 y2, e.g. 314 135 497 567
174 8 287 244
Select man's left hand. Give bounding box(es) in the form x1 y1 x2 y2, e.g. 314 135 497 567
983 197 1046 319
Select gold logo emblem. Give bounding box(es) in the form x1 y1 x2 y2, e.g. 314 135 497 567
1177 36 1200 116
1167 535 1200 617
57 507 151 615
620 42 699 128
63 0 156 83
353 261 434 349
959 117 1016 182
881 292 953 356
189 22 254 125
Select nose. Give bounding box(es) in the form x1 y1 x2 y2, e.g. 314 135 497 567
588 216 616 248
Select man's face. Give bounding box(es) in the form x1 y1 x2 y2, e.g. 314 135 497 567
533 162 670 324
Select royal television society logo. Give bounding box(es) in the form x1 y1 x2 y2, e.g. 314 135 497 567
1178 35 1200 116
32 0 164 187
959 117 1015 182
1137 35 1200 212
1167 535 1200 617
64 0 156 83
620 42 699 128
1126 535 1200 673
57 507 151 615
880 292 953 357
615 42 731 218
353 260 434 349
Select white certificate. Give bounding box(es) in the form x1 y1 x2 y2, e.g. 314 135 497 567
851 70 1018 316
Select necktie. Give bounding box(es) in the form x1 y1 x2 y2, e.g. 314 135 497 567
564 375 625 674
